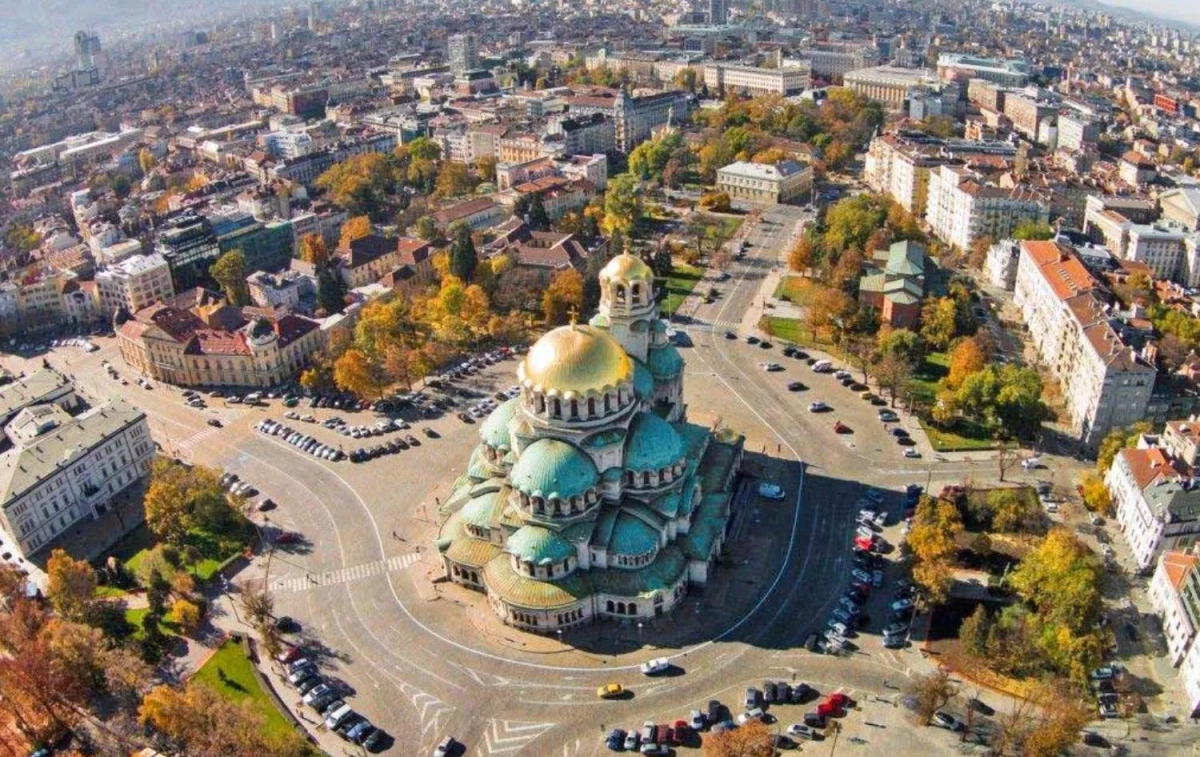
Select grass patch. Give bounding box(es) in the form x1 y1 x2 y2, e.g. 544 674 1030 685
193 640 295 739
920 417 998 452
123 607 179 643
712 215 744 240
759 316 850 363
96 585 128 599
774 275 818 307
662 263 706 315
908 352 949 406
112 521 253 586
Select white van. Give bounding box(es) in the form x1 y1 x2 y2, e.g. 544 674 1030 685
812 360 833 373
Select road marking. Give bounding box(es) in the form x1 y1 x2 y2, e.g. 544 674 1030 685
475 719 557 756
269 552 419 592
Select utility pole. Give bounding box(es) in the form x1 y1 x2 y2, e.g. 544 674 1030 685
827 719 842 757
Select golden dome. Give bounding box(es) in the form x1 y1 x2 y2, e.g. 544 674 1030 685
519 325 633 395
600 253 653 283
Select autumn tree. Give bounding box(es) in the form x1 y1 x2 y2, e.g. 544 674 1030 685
144 460 237 547
449 221 477 283
905 669 958 725
920 296 959 351
339 215 372 248
1096 422 1152 473
140 682 315 757
297 233 331 267
433 161 476 200
315 152 395 219
875 351 916 408
945 336 986 390
169 599 202 633
788 237 817 275
806 286 855 343
138 148 158 174
1079 472 1113 515
413 215 439 241
1012 219 1054 241
702 718 774 757
209 250 251 306
46 549 97 623
316 266 347 314
908 496 963 604
334 348 389 399
542 269 585 325
476 155 498 183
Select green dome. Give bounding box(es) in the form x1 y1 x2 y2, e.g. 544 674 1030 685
510 439 598 500
624 412 683 472
506 525 576 564
480 397 518 450
460 489 505 529
609 512 661 557
632 360 654 401
647 344 684 379
651 319 668 334
466 446 491 480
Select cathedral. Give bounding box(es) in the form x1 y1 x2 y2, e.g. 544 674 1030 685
435 254 744 632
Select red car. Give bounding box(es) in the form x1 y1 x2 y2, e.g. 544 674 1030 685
817 701 837 718
274 644 302 664
827 692 852 709
833 420 851 434
672 721 688 744
854 535 875 551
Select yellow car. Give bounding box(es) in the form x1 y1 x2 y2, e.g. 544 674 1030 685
597 683 625 699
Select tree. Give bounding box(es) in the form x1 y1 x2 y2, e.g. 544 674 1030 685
603 173 643 235
413 215 439 241
476 156 497 183
169 599 202 633
698 191 732 213
985 488 1039 532
875 352 915 407
237 579 274 628
1012 220 1055 241
905 669 958 725
1096 422 1152 473
138 148 158 174
920 297 959 351
46 550 96 623
908 496 963 604
806 286 854 343
315 152 395 218
316 266 346 314
209 250 250 306
542 269 584 325
144 461 195 545
788 237 817 274
945 337 986 390
823 194 888 253
334 348 389 399
139 682 314 757
339 215 372 248
433 161 476 200
1079 472 1113 515
448 221 478 283
843 334 876 382
878 327 922 365
298 233 330 267
702 718 774 757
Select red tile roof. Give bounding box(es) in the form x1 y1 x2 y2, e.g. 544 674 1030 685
1021 241 1099 300
1161 551 1198 590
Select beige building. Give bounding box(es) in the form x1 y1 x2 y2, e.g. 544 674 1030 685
0 399 151 559
716 160 812 205
337 234 402 289
864 134 940 217
96 253 175 315
842 66 941 110
703 63 811 97
925 165 1048 251
116 295 324 389
1013 241 1155 447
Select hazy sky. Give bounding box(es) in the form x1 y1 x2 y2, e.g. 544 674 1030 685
1095 0 1200 27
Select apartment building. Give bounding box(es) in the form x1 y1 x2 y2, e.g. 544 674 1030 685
864 133 940 216
1120 151 1158 187
984 238 1022 291
1057 113 1102 152
703 63 811 97
1014 241 1155 447
1125 221 1192 283
716 160 813 205
1107 446 1200 570
0 399 152 560
562 87 690 154
936 53 1030 87
1163 418 1200 470
1161 188 1200 231
555 114 616 156
1148 550 1200 716
337 234 401 289
1002 92 1055 141
926 165 1048 251
95 253 175 315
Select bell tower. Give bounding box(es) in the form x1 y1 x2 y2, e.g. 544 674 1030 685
595 254 657 364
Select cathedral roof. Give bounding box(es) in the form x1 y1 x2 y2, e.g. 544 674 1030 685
646 343 684 379
510 438 598 501
600 253 653 284
624 412 684 472
479 397 518 450
506 525 576 564
518 324 633 396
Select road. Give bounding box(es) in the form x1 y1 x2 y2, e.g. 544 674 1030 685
5 204 1185 757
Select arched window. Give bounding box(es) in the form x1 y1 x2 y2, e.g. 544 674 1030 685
617 602 626 614
606 600 614 613
569 399 579 419
629 603 638 615
587 397 596 417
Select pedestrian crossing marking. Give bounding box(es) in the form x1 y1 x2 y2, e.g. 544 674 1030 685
270 552 420 592
176 426 221 450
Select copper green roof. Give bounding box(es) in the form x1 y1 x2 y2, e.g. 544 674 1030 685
510 438 598 500
625 411 684 472
609 511 661 556
505 525 576 564
466 445 492 481
602 466 624 482
632 359 654 401
646 343 684 379
483 554 591 610
590 545 687 598
459 488 507 529
583 428 625 448
651 319 668 334
650 491 684 519
445 534 504 568
480 398 518 450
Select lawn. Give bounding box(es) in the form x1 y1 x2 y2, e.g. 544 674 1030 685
122 607 179 643
919 417 999 452
112 521 253 585
758 316 850 362
193 639 295 739
663 263 706 315
712 215 744 241
774 275 818 307
907 352 949 406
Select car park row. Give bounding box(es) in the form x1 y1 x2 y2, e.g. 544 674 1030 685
277 644 385 752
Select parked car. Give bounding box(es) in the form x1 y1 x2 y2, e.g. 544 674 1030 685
640 657 670 675
757 482 785 499
932 711 965 731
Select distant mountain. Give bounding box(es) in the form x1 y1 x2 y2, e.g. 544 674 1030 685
1047 0 1200 31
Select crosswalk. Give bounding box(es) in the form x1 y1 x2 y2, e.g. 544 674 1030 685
175 425 222 451
678 318 743 333
270 552 421 592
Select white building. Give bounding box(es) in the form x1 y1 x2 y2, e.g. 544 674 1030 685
984 238 1022 290
716 160 813 205
703 63 811 96
95 253 175 315
1149 550 1199 666
842 66 943 111
1125 220 1192 284
1107 447 1200 571
0 399 152 559
926 165 1049 251
1014 241 1155 447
